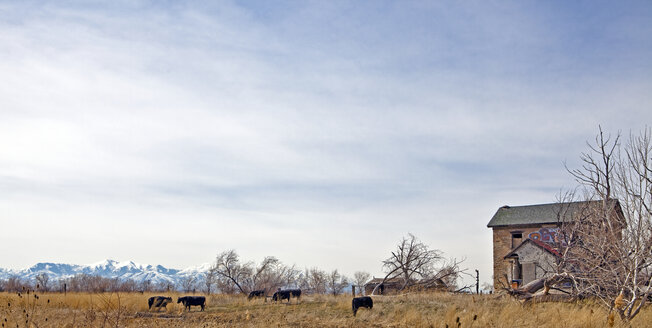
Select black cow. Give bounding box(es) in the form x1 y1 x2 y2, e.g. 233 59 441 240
248 289 266 301
177 296 206 311
148 296 172 311
352 296 373 316
272 289 302 303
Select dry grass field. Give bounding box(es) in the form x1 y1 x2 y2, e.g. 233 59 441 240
1 291 650 327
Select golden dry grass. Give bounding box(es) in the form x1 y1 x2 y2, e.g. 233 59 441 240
1 291 650 327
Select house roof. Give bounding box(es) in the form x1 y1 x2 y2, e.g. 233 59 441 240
486 200 617 227
365 277 404 286
504 238 562 259
364 277 446 289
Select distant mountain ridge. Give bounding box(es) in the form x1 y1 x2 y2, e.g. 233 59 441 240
0 259 211 288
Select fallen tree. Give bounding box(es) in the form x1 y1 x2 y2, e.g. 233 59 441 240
505 127 652 322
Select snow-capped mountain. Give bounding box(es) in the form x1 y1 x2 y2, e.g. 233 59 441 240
0 260 211 288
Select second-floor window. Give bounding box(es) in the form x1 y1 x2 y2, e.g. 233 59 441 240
511 232 523 248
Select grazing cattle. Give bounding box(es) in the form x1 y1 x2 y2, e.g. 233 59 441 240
148 296 172 311
248 290 266 300
272 289 302 303
352 296 373 316
177 296 206 311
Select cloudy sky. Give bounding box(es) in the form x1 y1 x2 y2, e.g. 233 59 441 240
1 1 651 286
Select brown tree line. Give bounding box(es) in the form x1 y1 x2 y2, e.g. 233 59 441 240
209 234 466 297
0 274 174 293
207 250 352 295
0 261 357 295
0 256 360 295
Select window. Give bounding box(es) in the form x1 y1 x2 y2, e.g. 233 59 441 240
511 232 523 248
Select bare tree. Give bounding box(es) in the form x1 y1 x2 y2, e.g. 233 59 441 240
5 276 28 292
139 279 152 292
272 263 301 290
548 127 652 322
181 275 198 293
327 269 349 296
50 274 143 293
54 279 66 293
35 272 50 291
299 267 328 294
372 233 443 294
430 258 468 291
246 256 280 292
156 280 174 292
249 257 300 293
210 251 299 295
204 267 218 294
119 279 138 292
353 271 371 296
211 250 252 294
216 276 238 294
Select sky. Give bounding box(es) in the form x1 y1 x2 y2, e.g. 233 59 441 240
1 0 651 287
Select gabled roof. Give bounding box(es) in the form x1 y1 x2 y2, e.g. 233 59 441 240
504 238 562 259
364 277 446 289
487 200 618 227
365 277 404 286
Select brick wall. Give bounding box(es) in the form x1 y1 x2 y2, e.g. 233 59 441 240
491 224 559 288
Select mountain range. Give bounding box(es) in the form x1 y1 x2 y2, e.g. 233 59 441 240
0 260 212 288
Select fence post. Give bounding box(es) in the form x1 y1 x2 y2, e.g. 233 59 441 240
475 269 479 295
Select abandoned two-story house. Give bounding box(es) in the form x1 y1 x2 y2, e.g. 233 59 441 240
487 200 623 289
